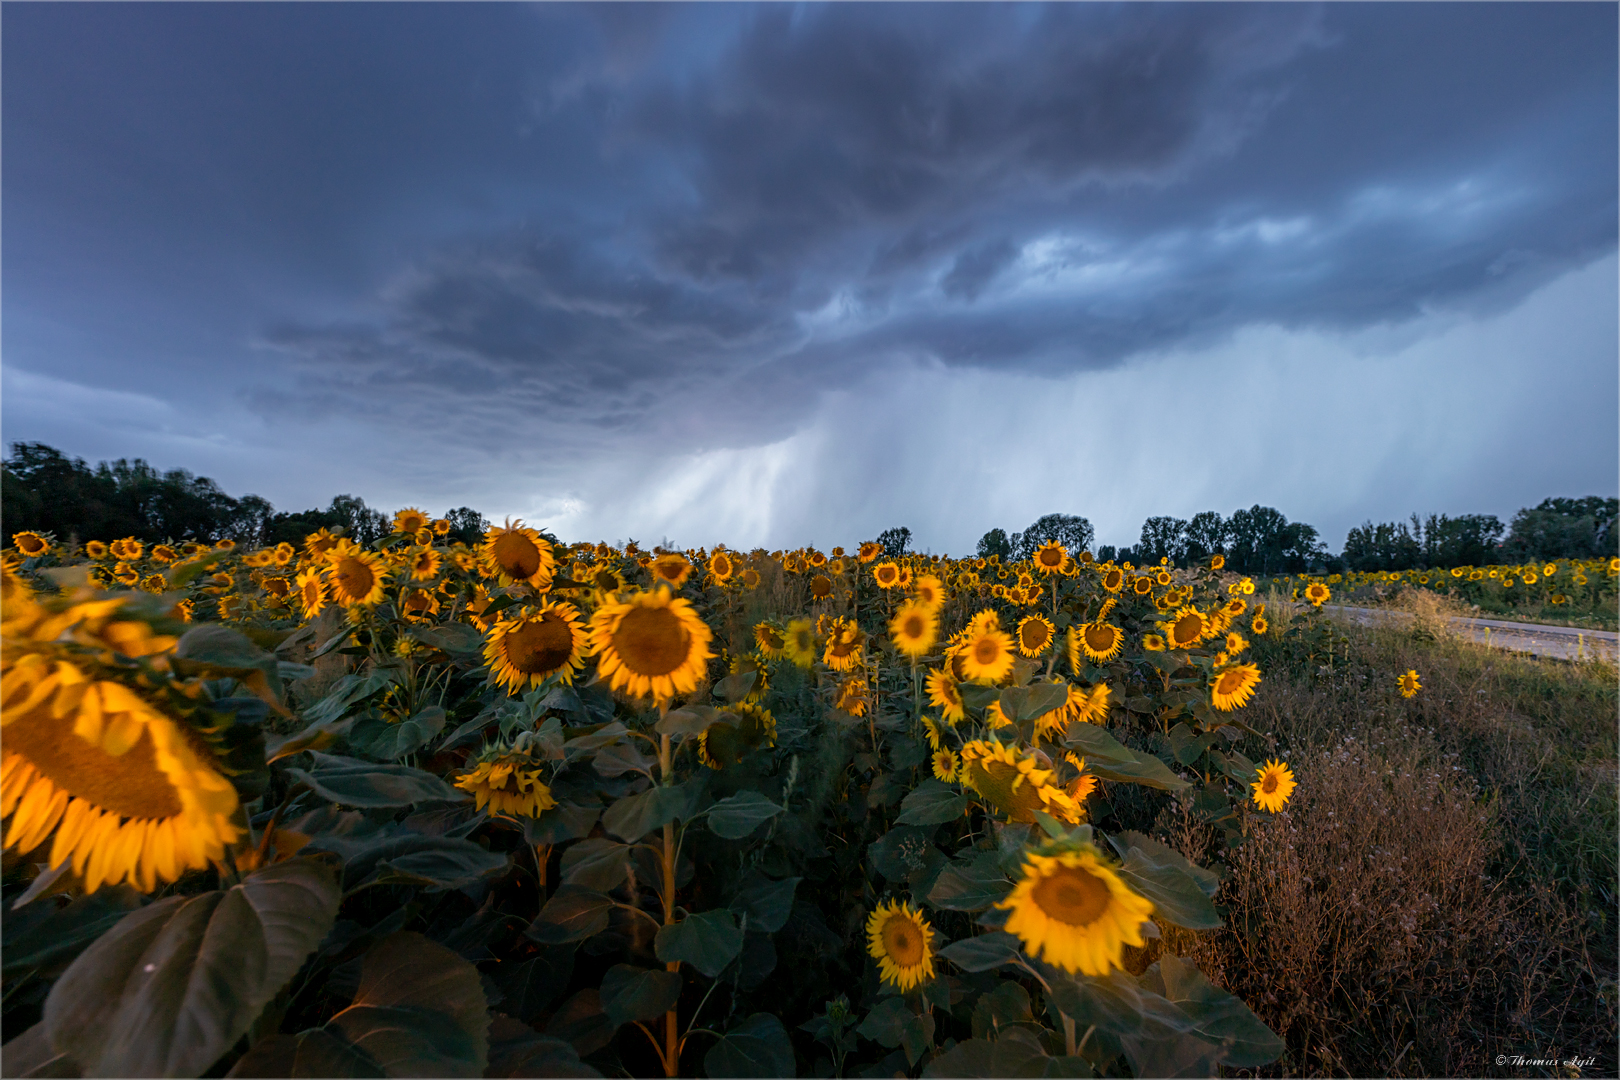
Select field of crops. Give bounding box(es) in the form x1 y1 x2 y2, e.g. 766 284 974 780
0 519 1590 1078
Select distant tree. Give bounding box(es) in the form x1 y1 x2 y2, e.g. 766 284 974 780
1342 519 1422 572
878 526 912 559
1136 516 1188 566
1096 544 1118 563
976 528 1013 561
1502 497 1619 560
1182 511 1228 563
1010 514 1094 561
1227 505 1326 575
446 507 490 547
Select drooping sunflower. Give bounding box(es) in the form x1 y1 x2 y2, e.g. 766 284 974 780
925 667 966 724
485 602 589 693
455 750 556 818
834 676 870 717
1071 621 1124 665
12 532 50 558
997 845 1154 976
958 738 1082 824
482 520 556 590
866 899 935 991
872 561 902 589
754 622 788 661
1303 582 1331 606
650 554 694 589
1251 759 1297 812
393 507 431 535
698 703 777 769
1397 669 1421 699
890 601 939 660
1015 614 1055 658
1210 663 1262 711
783 618 817 669
326 545 388 609
1032 541 1070 576
409 547 443 581
1162 606 1209 650
957 614 1015 684
589 589 713 706
822 621 866 672
727 652 771 705
931 747 959 782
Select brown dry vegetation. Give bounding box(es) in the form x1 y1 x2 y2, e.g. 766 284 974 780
1126 594 1616 1077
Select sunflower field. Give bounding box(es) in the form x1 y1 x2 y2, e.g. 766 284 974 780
2 519 1319 1078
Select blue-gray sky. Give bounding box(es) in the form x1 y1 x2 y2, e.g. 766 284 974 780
5 2 1616 553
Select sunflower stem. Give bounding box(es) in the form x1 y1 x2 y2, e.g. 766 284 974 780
1061 1012 1077 1056
657 714 680 1078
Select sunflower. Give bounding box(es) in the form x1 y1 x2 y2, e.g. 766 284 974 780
931 748 959 782
858 542 883 564
409 547 443 581
834 676 870 717
393 507 431 535
739 567 762 590
113 563 141 587
84 541 111 559
270 542 295 566
1397 669 1421 699
2 653 242 893
1303 582 1331 607
958 738 1082 824
455 750 556 818
707 550 737 584
1015 615 1056 658
1251 759 1297 812
822 621 866 672
1031 541 1069 576
957 614 1015 684
728 652 771 704
110 538 144 561
326 546 388 608
1132 575 1153 596
1099 567 1124 594
698 704 777 769
650 554 694 589
754 622 788 661
913 574 946 608
810 574 834 600
999 845 1153 976
866 900 935 991
1162 606 1209 650
485 602 589 692
783 618 817 669
920 715 944 751
1155 570 1173 587
1210 663 1261 711
1210 554 1226 570
589 589 713 706
141 574 169 595
925 667 966 724
872 562 901 589
1225 632 1249 654
482 520 556 590
12 532 50 558
1072 621 1124 665
431 518 452 537
890 601 939 660
1251 614 1268 636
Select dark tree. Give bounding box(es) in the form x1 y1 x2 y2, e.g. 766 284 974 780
877 526 912 559
1182 511 1228 562
445 507 490 547
1226 505 1326 575
976 528 1013 561
1096 544 1118 563
1136 516 1188 566
1010 514 1094 561
1501 497 1619 561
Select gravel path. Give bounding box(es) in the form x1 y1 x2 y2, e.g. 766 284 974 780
1325 605 1617 662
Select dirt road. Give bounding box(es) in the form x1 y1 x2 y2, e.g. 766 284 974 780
1325 605 1617 662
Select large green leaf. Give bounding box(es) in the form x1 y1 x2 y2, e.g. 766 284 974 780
346 708 447 762
895 779 972 826
1059 723 1142 765
1107 832 1220 899
727 874 800 934
528 887 614 944
522 804 601 846
1084 752 1189 792
599 964 682 1027
921 1038 996 1078
304 828 507 893
927 859 1012 911
655 909 743 978
409 623 483 657
705 791 783 840
857 998 935 1066
601 782 702 843
1000 682 1068 722
490 945 575 1023
711 671 758 704
936 931 1023 972
559 839 631 892
0 1022 79 1079
44 858 340 1078
703 1013 794 1078
654 706 721 740
288 752 466 808
231 932 491 1079
173 623 286 711
1116 850 1222 931
2 886 143 977
1147 954 1284 1068
483 1015 601 1079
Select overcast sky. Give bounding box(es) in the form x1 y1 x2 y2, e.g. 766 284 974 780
5 3 1616 553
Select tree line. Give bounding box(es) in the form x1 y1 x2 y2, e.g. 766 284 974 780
1 442 487 549
6 442 1615 571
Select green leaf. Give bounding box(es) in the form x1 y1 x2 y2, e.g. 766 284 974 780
490 946 575 1024
655 706 721 740
1167 723 1215 766
857 998 935 1065
927 858 1012 911
366 840 510 893
1084 753 1190 792
410 623 483 657
959 683 1001 711
868 826 945 887
970 982 1032 1039
226 1029 381 1077
1059 723 1141 765
705 791 783 840
2 886 143 977
1000 682 1068 722
561 722 630 760
1149 954 1285 1068
1119 1032 1225 1079
711 670 758 704
922 1038 996 1078
173 623 287 711
528 887 613 944
937 931 1023 972
655 909 743 977
704 1013 795 1079
288 751 467 808
1116 850 1223 930
265 716 356 764
484 1015 602 1079
602 782 702 843
559 839 632 892
0 1022 79 1079
1108 831 1220 899
43 858 340 1078
599 965 682 1027
346 707 448 762
895 779 972 826
728 874 800 934
522 804 601 847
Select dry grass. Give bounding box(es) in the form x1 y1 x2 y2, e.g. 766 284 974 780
1142 612 1617 1077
